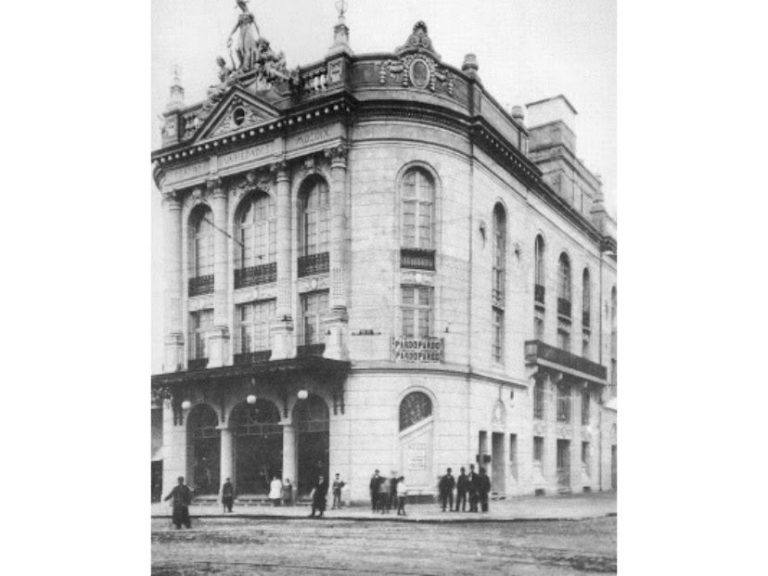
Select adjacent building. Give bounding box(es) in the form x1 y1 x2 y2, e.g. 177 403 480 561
151 8 617 504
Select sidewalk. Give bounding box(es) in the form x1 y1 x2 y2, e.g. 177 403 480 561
151 491 616 523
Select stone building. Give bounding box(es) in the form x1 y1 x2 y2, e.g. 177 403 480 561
151 8 617 504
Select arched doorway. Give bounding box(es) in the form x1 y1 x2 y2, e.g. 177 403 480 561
398 391 434 490
231 399 282 495
294 394 329 495
187 404 220 495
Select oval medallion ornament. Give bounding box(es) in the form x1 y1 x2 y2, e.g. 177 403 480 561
409 58 430 89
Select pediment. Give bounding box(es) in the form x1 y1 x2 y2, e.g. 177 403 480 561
193 87 281 142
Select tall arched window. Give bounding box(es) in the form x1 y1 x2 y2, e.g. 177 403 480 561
492 204 506 363
401 168 434 249
235 192 276 287
611 286 617 389
298 176 330 276
582 268 592 358
188 205 214 296
557 253 572 350
399 391 433 431
534 235 546 340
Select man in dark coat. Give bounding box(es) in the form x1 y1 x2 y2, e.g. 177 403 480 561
220 477 234 513
468 464 479 512
478 467 491 512
438 468 456 512
164 476 193 529
454 467 469 511
309 474 329 518
369 470 382 511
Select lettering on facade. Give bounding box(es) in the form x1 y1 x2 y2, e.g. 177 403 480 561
218 142 275 169
294 127 331 147
391 336 444 363
164 160 209 185
406 442 427 471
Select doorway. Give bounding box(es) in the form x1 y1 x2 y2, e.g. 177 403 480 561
491 432 505 493
556 439 570 491
294 394 329 495
187 404 220 495
231 400 283 495
611 445 617 490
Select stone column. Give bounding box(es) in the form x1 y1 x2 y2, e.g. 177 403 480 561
162 397 188 496
323 143 349 360
571 384 583 491
207 177 230 368
271 161 295 359
219 425 234 489
163 189 185 372
282 422 297 489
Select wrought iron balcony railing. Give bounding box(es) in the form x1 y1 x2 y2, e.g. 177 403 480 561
557 298 572 318
524 340 607 381
187 358 209 371
233 350 272 365
401 247 436 271
534 283 545 305
234 262 277 289
297 343 326 357
297 252 329 277
188 275 214 297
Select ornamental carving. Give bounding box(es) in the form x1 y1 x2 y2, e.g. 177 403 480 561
379 54 454 96
324 142 348 165
230 170 271 202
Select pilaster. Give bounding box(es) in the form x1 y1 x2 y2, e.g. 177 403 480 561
271 160 296 360
281 422 297 487
163 189 184 372
208 177 230 368
218 425 234 490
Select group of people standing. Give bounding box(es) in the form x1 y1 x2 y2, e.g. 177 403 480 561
369 470 409 516
438 465 492 513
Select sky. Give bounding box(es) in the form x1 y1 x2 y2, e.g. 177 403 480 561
151 0 617 372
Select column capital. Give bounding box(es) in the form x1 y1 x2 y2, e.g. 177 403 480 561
161 187 182 206
270 158 290 182
324 142 348 167
206 176 225 196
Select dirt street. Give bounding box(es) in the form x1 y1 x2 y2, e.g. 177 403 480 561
152 516 616 575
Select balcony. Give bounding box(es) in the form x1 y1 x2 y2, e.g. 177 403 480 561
297 343 326 357
188 275 214 297
535 284 545 305
557 298 572 318
401 247 436 271
391 336 444 363
187 358 209 371
234 262 277 289
233 350 272 365
525 340 607 382
297 252 329 277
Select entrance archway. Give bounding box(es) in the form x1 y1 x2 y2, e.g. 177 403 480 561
294 394 329 495
231 399 282 495
187 404 220 495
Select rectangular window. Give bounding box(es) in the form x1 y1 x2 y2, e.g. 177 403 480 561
492 307 504 363
582 333 590 359
534 311 545 341
189 309 213 360
300 291 329 346
236 299 276 353
557 324 571 351
533 436 544 465
401 285 433 339
534 382 545 420
556 384 571 423
509 434 518 479
581 441 590 470
581 389 590 425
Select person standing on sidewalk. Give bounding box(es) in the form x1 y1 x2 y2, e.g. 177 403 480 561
468 464 479 512
369 470 382 511
388 471 399 513
269 476 283 506
378 474 392 514
454 467 469 512
396 476 408 516
282 478 294 506
438 468 455 512
164 476 193 529
220 477 234 513
478 467 491 512
331 473 346 509
309 474 329 518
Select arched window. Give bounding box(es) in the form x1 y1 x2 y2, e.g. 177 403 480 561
231 399 281 436
399 391 433 431
298 176 330 277
557 253 572 350
235 192 276 281
582 268 592 358
611 286 617 388
401 168 435 250
189 205 213 284
492 204 506 363
533 235 546 341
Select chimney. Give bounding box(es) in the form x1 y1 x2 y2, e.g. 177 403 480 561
462 53 479 77
525 95 577 154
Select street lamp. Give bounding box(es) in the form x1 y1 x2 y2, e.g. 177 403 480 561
246 394 257 405
297 389 308 400
181 400 192 411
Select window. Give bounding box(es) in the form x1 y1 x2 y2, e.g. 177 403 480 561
492 307 504 363
237 192 276 269
300 291 328 346
556 383 571 423
581 441 590 470
534 235 545 305
236 299 276 354
557 253 572 350
189 309 213 360
611 286 617 388
190 206 214 278
533 379 545 420
557 322 571 351
299 177 330 257
492 204 506 303
399 391 433 431
401 285 433 339
581 388 590 425
509 434 518 479
401 168 434 249
582 268 591 357
533 436 544 465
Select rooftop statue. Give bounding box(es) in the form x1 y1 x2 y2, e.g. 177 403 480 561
228 0 261 72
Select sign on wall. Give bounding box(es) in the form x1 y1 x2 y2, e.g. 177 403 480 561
391 337 444 363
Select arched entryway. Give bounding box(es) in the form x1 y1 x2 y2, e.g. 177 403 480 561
231 399 282 495
187 404 220 495
294 394 329 495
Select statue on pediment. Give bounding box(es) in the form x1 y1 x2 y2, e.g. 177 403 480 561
228 0 261 72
